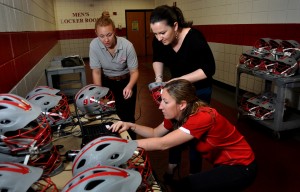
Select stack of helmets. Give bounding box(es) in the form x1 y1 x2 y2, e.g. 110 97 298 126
0 162 58 192
240 92 276 120
239 38 272 69
239 38 300 78
0 93 64 177
0 93 53 156
62 136 153 192
26 86 72 126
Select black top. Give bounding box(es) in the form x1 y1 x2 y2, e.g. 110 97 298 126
152 28 215 90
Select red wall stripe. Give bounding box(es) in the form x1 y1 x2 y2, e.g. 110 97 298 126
0 24 299 93
0 31 57 93
10 32 30 58
14 52 31 80
57 24 300 46
58 28 127 40
0 61 18 92
194 24 300 46
0 33 13 66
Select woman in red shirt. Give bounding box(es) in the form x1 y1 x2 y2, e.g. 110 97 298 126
111 79 257 191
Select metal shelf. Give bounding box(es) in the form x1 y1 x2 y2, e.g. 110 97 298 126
46 59 87 96
235 65 300 136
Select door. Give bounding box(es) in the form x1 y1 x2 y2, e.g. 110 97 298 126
145 11 153 56
126 10 153 56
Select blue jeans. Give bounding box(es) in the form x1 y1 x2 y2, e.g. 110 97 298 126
196 87 212 104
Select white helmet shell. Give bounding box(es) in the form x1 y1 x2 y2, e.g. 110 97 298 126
63 166 141 192
0 94 41 134
0 162 43 192
26 86 60 100
75 84 114 115
72 136 137 176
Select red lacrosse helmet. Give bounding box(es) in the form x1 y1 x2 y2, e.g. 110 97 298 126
0 94 53 155
72 136 137 176
62 165 141 192
240 38 272 68
26 86 61 100
28 145 64 177
148 82 165 106
270 55 299 77
281 40 300 49
0 162 58 192
126 147 154 192
27 93 72 126
75 84 116 116
253 38 272 50
253 99 275 120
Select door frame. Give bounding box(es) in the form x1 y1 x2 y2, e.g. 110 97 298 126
125 9 153 56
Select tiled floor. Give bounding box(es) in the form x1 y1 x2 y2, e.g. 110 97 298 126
84 56 300 192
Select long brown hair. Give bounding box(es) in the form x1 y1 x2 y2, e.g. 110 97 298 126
163 79 208 128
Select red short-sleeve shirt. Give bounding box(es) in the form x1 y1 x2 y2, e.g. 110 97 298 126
164 107 255 166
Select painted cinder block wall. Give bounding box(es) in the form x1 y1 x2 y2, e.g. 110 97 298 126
0 0 59 96
1 0 300 106
0 0 154 96
55 0 154 60
164 0 300 109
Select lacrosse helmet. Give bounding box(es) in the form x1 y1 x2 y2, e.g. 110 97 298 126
0 93 41 134
0 141 26 163
254 99 275 120
270 55 299 77
0 152 26 163
28 145 64 177
72 136 137 176
268 39 282 49
27 93 71 126
26 86 60 100
75 84 116 115
0 94 52 155
148 82 165 106
62 166 142 192
126 147 153 191
253 38 271 50
240 38 272 68
240 92 258 113
0 162 58 192
281 40 300 49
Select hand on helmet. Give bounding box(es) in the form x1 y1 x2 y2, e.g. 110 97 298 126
109 121 131 133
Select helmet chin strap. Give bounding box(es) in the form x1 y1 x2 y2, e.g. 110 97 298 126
23 140 38 165
24 155 30 165
43 111 63 117
89 97 101 104
107 100 115 104
0 135 7 139
90 98 115 106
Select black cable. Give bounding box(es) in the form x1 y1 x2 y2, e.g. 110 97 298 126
73 96 84 134
134 82 151 122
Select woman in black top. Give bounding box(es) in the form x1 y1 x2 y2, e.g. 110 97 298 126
150 4 216 180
